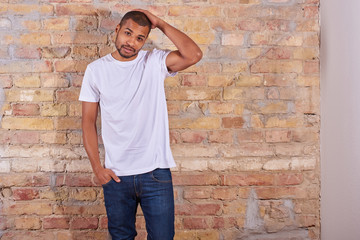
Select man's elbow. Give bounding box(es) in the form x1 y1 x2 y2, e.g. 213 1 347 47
190 49 203 65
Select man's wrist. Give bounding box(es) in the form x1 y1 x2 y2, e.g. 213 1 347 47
156 19 168 32
93 165 104 174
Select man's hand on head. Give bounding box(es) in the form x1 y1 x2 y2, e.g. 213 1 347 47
133 9 164 29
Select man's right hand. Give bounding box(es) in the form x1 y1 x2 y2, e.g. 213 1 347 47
95 167 121 185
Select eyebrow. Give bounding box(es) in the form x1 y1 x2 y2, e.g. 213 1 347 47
125 27 146 39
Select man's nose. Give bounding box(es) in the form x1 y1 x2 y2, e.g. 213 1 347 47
127 37 135 46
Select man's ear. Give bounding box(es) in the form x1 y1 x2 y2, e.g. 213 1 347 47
115 24 121 33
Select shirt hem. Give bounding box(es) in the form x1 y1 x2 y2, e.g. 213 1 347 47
111 163 176 177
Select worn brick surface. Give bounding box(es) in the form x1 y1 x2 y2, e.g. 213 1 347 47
0 0 320 239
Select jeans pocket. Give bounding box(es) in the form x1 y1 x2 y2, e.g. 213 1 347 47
151 168 172 183
102 179 113 188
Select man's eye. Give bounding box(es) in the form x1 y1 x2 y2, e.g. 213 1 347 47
137 37 144 42
125 32 131 36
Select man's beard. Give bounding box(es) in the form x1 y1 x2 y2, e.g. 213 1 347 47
117 45 138 59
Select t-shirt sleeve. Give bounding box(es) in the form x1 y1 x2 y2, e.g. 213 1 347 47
79 66 100 102
153 49 177 78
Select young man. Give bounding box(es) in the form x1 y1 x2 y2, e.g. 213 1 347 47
79 10 202 239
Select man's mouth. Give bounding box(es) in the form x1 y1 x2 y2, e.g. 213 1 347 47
121 46 135 53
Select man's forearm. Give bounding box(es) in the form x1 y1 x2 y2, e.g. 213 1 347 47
82 123 103 174
158 20 202 63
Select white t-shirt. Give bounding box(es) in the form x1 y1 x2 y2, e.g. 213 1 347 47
79 49 176 176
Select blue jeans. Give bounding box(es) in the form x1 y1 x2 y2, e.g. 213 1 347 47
102 168 175 240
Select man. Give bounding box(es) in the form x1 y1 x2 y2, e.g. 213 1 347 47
79 9 202 240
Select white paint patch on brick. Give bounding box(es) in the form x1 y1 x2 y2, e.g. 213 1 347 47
181 159 208 171
291 157 316 170
0 161 11 172
222 33 244 46
0 18 11 29
263 159 291 170
19 90 35 102
244 188 264 230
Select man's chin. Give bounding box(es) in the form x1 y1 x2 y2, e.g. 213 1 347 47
118 48 137 59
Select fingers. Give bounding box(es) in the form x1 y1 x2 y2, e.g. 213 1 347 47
96 168 120 185
133 9 157 28
107 169 121 182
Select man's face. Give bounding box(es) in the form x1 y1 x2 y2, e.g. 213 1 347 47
114 19 150 61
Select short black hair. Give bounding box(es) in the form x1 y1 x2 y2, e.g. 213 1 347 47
119 11 151 34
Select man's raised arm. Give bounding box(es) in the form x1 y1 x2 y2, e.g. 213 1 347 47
137 9 203 72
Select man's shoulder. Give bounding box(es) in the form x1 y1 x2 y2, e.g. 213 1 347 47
145 48 171 62
87 54 111 70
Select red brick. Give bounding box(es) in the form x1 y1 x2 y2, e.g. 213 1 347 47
12 188 39 200
236 19 263 31
55 174 65 187
64 174 96 187
173 173 219 186
180 131 207 143
0 131 11 144
99 216 108 229
8 131 40 144
43 217 70 229
304 60 319 74
14 47 41 59
181 75 207 86
169 130 181 144
12 104 40 116
208 102 233 114
54 205 85 215
213 217 225 229
54 117 81 130
265 19 293 31
29 175 51 187
212 187 238 200
56 4 98 16
213 217 238 229
265 130 291 143
208 130 233 143
99 18 117 32
71 217 98 230
237 130 264 142
71 231 109 240
56 89 80 102
222 173 275 186
70 74 84 87
264 73 297 87
265 47 292 60
54 60 88 73
167 102 181 115
176 203 221 216
276 173 303 186
183 217 209 229
73 32 107 44
0 216 12 230
1 231 54 239
256 186 309 200
0 75 12 88
183 187 212 199
222 117 245 128
5 202 52 215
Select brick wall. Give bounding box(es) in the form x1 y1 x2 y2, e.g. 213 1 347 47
0 0 320 239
